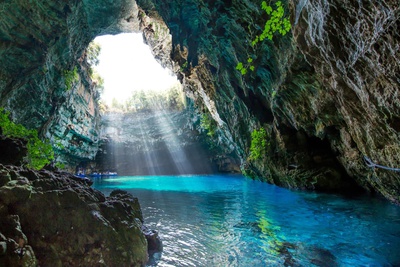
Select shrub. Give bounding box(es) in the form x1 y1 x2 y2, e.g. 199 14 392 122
253 1 291 45
200 113 217 137
249 127 268 161
64 66 79 91
0 108 54 170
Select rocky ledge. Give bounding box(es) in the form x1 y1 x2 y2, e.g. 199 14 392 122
0 135 160 266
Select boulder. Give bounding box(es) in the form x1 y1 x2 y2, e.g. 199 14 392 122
0 136 152 266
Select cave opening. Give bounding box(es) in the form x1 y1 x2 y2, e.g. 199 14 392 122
83 33 216 176
92 33 180 108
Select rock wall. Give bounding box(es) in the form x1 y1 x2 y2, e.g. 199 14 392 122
0 0 141 170
293 0 400 200
136 0 400 201
0 136 151 266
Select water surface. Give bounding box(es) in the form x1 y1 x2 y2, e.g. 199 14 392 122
92 175 400 267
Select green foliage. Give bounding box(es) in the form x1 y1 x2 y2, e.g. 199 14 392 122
64 66 79 91
86 41 101 66
236 58 255 75
0 108 54 170
110 83 186 113
200 113 217 137
236 62 246 75
26 136 54 170
236 1 291 75
249 127 268 161
254 1 291 45
86 41 104 97
55 162 65 169
90 69 104 96
180 61 189 72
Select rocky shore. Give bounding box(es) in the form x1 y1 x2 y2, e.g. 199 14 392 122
0 135 160 266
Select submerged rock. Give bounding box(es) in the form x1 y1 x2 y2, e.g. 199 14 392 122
279 242 339 267
141 225 163 265
0 136 151 266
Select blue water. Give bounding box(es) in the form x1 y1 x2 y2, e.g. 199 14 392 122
92 174 400 267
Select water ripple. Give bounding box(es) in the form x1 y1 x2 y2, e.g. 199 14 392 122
93 175 400 267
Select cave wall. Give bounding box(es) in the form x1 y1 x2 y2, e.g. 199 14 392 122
137 0 400 201
0 0 140 170
293 0 400 200
0 0 399 202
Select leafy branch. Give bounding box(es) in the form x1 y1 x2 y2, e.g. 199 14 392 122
236 58 255 75
253 1 291 45
236 1 291 75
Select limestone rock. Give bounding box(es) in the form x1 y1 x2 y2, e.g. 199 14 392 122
0 215 37 267
0 136 150 266
137 0 400 201
293 0 400 201
0 0 141 170
0 136 27 166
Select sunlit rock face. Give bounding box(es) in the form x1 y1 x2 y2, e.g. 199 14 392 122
137 1 400 201
0 0 140 169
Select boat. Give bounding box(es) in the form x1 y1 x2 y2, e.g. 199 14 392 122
102 171 118 177
88 171 118 177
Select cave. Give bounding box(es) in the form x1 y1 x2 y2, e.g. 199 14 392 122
0 0 400 266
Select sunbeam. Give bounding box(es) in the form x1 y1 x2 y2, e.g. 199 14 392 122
89 31 216 177
153 109 194 174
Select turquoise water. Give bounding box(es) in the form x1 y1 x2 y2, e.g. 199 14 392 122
92 175 400 267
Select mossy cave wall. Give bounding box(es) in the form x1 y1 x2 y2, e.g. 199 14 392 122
1 0 399 202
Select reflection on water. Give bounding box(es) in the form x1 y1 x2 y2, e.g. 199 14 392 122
92 175 400 267
256 210 283 258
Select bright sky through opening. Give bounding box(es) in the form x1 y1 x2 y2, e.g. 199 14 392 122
94 33 179 105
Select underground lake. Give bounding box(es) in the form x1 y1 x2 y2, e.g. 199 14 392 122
1 1 400 266
92 174 400 267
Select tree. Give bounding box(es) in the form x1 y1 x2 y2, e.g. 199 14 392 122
86 41 101 66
